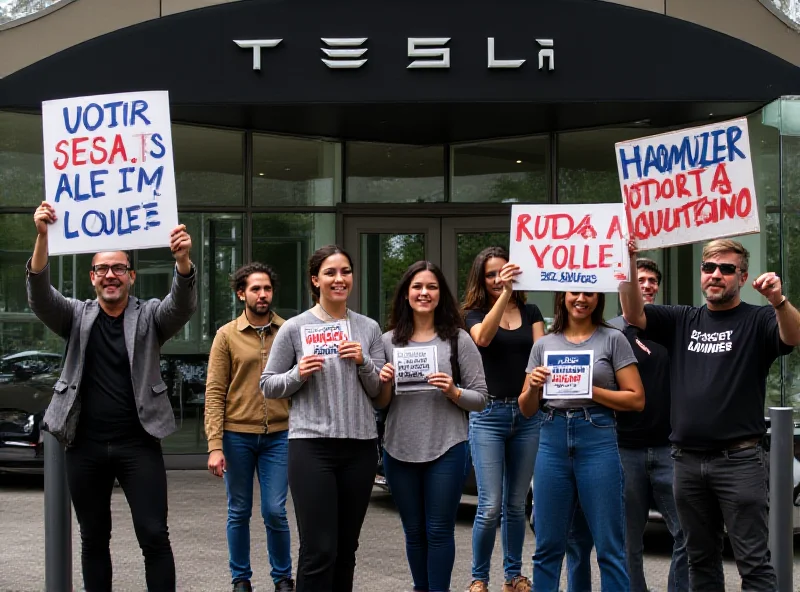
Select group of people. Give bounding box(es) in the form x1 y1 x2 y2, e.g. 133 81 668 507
28 198 800 592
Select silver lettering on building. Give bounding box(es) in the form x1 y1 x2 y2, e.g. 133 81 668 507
487 38 525 68
407 38 451 69
233 39 282 70
537 39 554 70
321 38 368 68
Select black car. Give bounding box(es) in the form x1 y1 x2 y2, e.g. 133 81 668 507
0 351 62 473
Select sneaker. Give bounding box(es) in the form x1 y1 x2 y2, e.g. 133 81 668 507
468 581 489 592
275 578 295 592
232 581 252 592
502 575 532 592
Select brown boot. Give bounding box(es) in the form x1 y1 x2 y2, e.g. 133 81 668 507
468 580 489 592
502 575 532 592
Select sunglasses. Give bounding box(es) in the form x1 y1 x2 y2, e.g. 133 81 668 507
568 292 596 297
700 262 739 275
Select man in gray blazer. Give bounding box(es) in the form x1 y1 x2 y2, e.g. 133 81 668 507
28 201 197 592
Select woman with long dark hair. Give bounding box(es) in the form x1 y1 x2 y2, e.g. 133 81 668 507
260 245 385 592
520 291 644 591
375 261 488 592
462 247 545 592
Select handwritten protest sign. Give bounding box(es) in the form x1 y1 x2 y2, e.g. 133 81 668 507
509 204 629 292
615 118 759 250
543 351 594 399
393 346 438 393
42 91 179 256
300 320 351 357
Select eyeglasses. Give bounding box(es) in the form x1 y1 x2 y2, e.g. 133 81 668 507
700 262 739 275
91 264 131 276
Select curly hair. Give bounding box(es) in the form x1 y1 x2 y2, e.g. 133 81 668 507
387 261 465 346
230 262 279 294
462 246 526 313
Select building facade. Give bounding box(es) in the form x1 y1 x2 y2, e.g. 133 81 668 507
2 0 800 459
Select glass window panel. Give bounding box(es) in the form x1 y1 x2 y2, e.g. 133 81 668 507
451 136 548 203
251 213 336 320
346 142 444 203
359 234 425 328
253 135 341 206
557 126 679 204
0 112 44 208
780 134 800 415
172 125 244 207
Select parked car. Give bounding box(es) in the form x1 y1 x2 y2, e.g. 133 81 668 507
0 351 63 473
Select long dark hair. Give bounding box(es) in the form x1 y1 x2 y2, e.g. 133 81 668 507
462 246 526 312
550 292 610 334
387 261 465 346
308 244 353 303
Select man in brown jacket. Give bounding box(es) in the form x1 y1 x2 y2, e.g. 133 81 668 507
205 263 293 592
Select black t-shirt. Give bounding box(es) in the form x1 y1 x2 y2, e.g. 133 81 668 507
644 302 792 450
608 316 672 448
76 308 146 442
466 303 544 400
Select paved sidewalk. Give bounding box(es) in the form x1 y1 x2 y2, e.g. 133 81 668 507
1 470 797 591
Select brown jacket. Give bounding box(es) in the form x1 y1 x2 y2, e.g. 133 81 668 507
205 311 289 452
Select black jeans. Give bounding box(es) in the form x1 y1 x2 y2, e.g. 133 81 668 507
288 438 377 592
65 435 175 591
671 445 776 592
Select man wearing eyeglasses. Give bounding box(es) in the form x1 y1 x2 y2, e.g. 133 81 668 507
27 201 197 592
619 238 800 592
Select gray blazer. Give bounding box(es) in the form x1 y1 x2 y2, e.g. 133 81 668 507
26 259 198 446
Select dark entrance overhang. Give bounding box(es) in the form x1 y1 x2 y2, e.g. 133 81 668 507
1 0 799 143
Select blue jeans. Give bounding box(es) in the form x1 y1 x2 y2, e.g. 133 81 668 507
470 401 541 583
223 430 292 584
383 442 468 592
533 407 629 592
619 446 688 592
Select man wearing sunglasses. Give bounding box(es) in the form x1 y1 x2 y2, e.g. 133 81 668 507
26 201 197 592
619 238 800 592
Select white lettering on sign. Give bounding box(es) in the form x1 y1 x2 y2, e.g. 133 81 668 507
687 329 734 354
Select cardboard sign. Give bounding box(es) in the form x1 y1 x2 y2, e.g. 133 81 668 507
300 320 351 357
509 204 629 292
615 118 759 250
42 91 179 256
393 346 438 393
543 351 594 399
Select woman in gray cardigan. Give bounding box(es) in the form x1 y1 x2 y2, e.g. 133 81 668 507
375 260 488 592
260 244 385 592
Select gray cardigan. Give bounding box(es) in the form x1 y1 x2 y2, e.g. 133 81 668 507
26 259 197 445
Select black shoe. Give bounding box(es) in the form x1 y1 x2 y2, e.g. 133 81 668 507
275 578 295 592
232 581 252 592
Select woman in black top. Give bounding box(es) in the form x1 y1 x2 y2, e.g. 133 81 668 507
463 247 545 592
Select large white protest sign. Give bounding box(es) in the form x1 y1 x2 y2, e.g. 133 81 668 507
615 118 759 250
543 351 594 399
509 204 629 293
42 91 179 256
300 320 351 358
393 346 438 393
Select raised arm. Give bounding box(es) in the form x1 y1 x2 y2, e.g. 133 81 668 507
753 272 800 347
620 239 646 329
468 262 519 347
153 225 198 343
27 202 74 339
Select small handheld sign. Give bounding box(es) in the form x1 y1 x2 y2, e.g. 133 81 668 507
393 346 438 393
300 320 351 358
543 350 594 399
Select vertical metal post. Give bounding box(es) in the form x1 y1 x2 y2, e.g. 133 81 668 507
768 407 794 591
44 431 72 591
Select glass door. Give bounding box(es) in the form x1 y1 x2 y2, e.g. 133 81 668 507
344 217 440 329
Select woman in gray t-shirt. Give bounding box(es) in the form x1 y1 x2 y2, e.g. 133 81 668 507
520 291 643 592
374 261 487 592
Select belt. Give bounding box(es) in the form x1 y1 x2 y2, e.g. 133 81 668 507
677 437 762 455
488 396 518 404
544 405 603 417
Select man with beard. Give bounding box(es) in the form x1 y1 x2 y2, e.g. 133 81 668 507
28 201 197 591
205 263 293 592
619 238 800 592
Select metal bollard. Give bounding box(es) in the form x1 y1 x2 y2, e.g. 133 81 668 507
768 407 794 592
43 431 72 592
